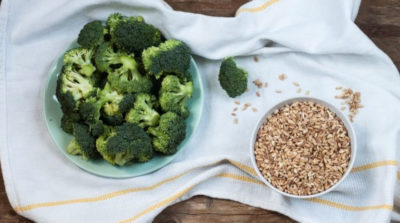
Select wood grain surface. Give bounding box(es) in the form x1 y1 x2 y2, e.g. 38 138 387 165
1 0 399 222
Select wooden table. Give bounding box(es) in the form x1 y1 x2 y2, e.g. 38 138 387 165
1 0 399 222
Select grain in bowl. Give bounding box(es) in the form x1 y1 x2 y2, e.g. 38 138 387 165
250 98 356 198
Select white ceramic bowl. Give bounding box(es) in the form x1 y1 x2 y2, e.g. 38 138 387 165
249 97 357 199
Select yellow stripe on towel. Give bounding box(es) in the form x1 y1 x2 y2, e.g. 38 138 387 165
117 173 259 223
219 174 393 212
14 170 190 212
228 159 257 176
118 172 392 223
14 159 397 213
217 173 264 185
351 160 397 173
236 0 280 15
14 159 254 212
218 173 393 212
307 198 392 211
117 185 196 223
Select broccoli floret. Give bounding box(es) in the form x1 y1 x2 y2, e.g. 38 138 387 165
56 66 97 112
63 47 96 77
125 93 160 128
102 88 124 116
107 66 152 94
102 94 135 126
148 112 186 154
118 93 136 114
79 83 123 124
107 57 152 93
102 90 135 117
67 139 82 155
56 78 78 113
92 71 108 89
101 92 135 126
106 13 123 36
110 15 162 53
95 42 133 72
102 113 124 126
78 21 105 48
96 123 153 165
89 120 104 137
159 75 193 118
218 57 248 98
79 82 135 126
95 42 152 93
142 39 191 79
60 112 81 134
79 97 103 124
66 123 99 160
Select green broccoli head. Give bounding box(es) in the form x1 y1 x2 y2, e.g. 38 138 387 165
79 83 123 124
88 120 104 137
56 78 78 113
106 13 123 35
102 113 124 126
94 42 133 72
101 92 135 126
159 75 193 118
63 47 96 77
77 21 105 48
96 123 153 165
107 68 153 94
60 112 81 134
95 42 152 93
66 123 99 160
125 93 160 128
118 93 136 114
148 112 186 154
79 97 103 124
218 57 248 98
94 89 135 127
110 15 162 53
106 54 153 93
142 39 191 79
56 66 97 112
102 84 124 116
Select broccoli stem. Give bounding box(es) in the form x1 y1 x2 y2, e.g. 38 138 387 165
79 64 96 77
65 72 93 96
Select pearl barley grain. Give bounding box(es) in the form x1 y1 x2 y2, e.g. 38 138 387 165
253 79 263 88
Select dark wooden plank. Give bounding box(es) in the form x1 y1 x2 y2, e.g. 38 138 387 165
153 196 295 223
0 171 33 223
164 0 249 17
1 0 399 222
356 0 400 69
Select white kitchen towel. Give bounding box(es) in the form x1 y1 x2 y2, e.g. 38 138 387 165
1 0 400 222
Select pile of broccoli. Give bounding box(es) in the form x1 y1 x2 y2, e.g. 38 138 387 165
56 13 193 166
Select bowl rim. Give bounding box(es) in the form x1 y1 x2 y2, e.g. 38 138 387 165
249 96 357 199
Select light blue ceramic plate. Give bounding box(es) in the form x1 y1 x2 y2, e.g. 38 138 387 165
43 42 204 178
